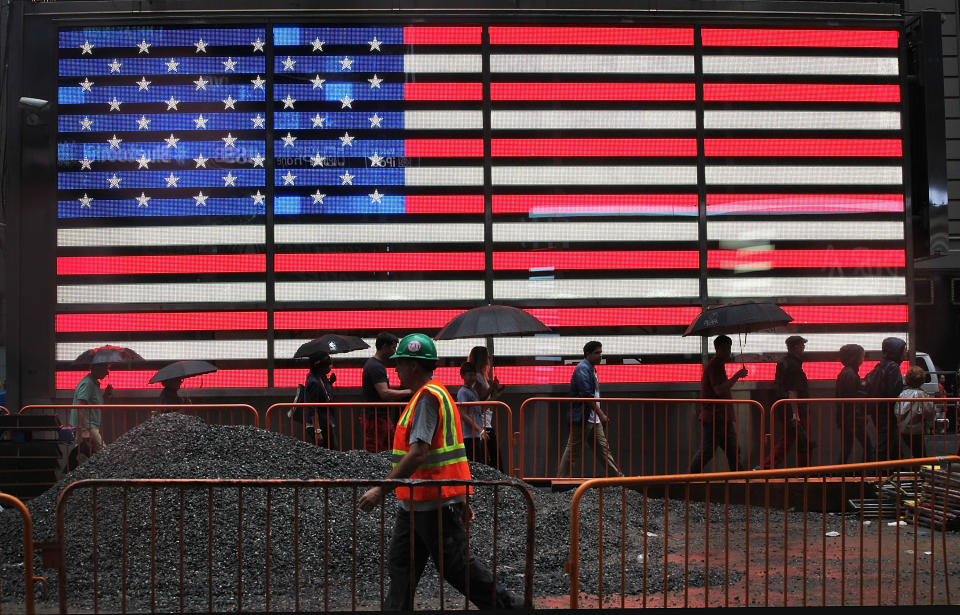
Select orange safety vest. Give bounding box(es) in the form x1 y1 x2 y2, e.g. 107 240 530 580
392 379 472 501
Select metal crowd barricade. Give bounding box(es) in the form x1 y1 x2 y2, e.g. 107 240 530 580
567 456 960 608
764 398 960 471
264 402 405 452
456 401 513 476
517 397 765 481
53 478 535 613
19 404 260 447
264 402 514 474
0 493 39 615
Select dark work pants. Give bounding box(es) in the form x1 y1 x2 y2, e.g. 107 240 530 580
875 406 903 460
386 503 515 611
689 419 740 473
765 407 813 468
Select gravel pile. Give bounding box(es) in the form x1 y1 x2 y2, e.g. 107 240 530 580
1 413 871 611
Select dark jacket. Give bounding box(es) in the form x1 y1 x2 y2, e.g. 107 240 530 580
865 337 905 399
835 344 865 398
304 370 335 427
775 353 808 401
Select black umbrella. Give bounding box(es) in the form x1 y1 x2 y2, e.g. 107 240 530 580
294 334 369 358
434 305 551 340
74 345 145 366
682 301 792 338
149 360 218 384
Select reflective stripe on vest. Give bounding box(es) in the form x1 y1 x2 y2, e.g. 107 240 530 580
391 379 472 501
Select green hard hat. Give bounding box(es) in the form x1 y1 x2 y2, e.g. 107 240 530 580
391 333 438 362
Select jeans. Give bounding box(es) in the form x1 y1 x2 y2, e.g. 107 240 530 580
557 421 622 478
385 503 515 611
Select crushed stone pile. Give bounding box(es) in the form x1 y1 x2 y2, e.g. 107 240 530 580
1 413 868 610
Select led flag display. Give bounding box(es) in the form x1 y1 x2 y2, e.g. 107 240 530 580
56 24 909 390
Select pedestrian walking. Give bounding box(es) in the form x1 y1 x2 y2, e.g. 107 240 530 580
689 335 747 473
302 352 338 450
358 334 516 610
835 343 876 463
865 337 907 460
67 362 112 470
763 335 814 468
457 361 489 463
467 346 504 471
361 333 412 452
558 341 623 478
896 365 936 457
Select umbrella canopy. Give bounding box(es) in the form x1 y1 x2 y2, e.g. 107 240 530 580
434 305 551 340
682 301 793 337
294 334 369 358
149 360 218 384
74 345 145 365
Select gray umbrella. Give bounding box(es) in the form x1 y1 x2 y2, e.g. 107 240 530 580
434 305 551 340
74 345 145 366
149 360 218 384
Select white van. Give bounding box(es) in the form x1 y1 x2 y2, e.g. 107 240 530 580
915 352 942 395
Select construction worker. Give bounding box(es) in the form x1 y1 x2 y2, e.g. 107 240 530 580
358 333 515 610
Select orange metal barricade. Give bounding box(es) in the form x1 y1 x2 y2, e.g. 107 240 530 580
19 404 260 448
567 456 960 608
53 478 535 613
0 493 39 615
518 397 765 481
764 398 960 470
264 401 514 474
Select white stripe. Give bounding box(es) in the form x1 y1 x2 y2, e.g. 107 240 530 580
703 56 899 76
705 166 902 185
494 221 697 242
709 221 903 241
491 54 694 74
494 278 699 299
708 277 905 297
58 226 265 248
404 110 482 130
58 283 265 304
276 280 485 302
492 335 701 356
492 110 696 130
56 340 266 362
736 332 908 354
403 54 482 73
404 167 483 186
275 223 483 244
703 111 901 131
493 166 697 186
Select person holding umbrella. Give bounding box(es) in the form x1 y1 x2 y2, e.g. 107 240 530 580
68 362 113 469
149 361 218 415
689 335 747 473
467 345 505 471
302 351 338 450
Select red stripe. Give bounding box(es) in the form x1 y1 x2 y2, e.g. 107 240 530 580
57 369 267 390
701 28 899 48
56 312 268 333
489 26 694 46
403 26 481 45
57 254 265 276
274 307 703 330
492 138 697 158
405 195 484 214
275 252 484 273
492 194 699 215
704 138 901 158
494 251 699 270
274 310 467 330
708 249 904 269
783 305 908 324
705 193 903 214
404 139 483 157
404 83 482 101
703 83 901 103
490 82 695 101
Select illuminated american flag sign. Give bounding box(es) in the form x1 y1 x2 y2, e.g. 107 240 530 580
55 23 909 391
